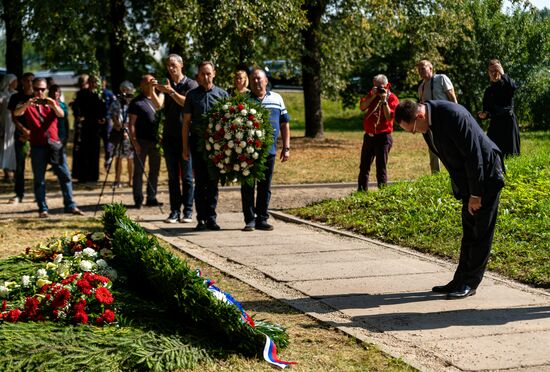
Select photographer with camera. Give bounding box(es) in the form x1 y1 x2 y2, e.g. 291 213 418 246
108 80 135 188
357 74 399 192
13 77 84 218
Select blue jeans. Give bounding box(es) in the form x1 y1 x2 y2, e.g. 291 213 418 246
30 145 76 213
133 139 161 205
241 154 275 225
163 142 194 217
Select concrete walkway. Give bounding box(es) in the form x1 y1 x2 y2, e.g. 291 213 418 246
136 211 550 372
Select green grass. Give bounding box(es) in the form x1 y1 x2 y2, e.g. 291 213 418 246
291 132 550 287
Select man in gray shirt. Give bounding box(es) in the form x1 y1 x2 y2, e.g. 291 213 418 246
417 59 458 174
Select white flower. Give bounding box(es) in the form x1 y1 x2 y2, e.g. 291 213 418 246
83 248 97 258
220 169 226 174
206 143 212 151
224 132 232 140
224 112 231 119
22 275 31 288
79 260 94 272
232 118 242 125
239 141 246 148
242 169 250 176
240 161 248 168
256 130 263 138
235 147 243 154
222 105 229 110
246 120 253 127
53 254 63 264
74 251 83 259
217 163 224 169
250 108 256 114
96 259 108 268
233 164 240 171
208 137 214 143
0 285 9 298
225 149 232 156
100 248 114 259
252 152 259 160
208 123 213 129
37 268 48 278
224 157 230 164
240 109 248 116
213 143 221 150
246 146 254 154
215 124 222 131
227 140 235 148
248 130 255 137
235 132 244 140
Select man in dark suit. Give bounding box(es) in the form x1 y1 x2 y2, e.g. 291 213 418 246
395 100 505 299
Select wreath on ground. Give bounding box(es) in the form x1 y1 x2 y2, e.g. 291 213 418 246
203 94 274 186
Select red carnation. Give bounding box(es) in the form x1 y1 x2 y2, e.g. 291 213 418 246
76 279 92 295
253 122 260 129
5 309 22 323
86 239 93 247
238 154 247 161
229 106 236 113
24 297 40 320
95 287 114 305
73 299 87 313
73 311 88 324
248 114 255 121
247 138 254 145
255 139 262 148
1 299 6 312
61 273 79 285
51 288 71 309
94 317 105 326
102 309 116 323
237 103 245 110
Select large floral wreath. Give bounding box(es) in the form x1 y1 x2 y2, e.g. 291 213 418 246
203 95 274 186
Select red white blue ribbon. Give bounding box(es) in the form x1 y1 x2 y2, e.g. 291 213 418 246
197 269 296 368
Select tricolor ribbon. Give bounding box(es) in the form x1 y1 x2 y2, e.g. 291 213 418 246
197 269 296 368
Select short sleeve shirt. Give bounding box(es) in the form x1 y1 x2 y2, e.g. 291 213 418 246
163 76 199 143
128 95 157 141
23 104 60 146
418 74 454 102
249 90 290 155
183 85 228 136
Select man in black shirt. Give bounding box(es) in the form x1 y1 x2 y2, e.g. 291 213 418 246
155 54 198 224
182 61 228 231
7 72 34 204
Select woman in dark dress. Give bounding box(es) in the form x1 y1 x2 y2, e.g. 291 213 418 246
478 59 520 157
72 74 106 182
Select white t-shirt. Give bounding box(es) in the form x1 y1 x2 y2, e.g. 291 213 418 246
418 74 454 102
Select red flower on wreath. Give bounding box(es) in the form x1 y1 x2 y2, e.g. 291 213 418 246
76 278 92 295
95 287 114 305
102 309 116 323
61 273 79 285
5 309 22 323
24 297 40 320
73 311 88 324
253 122 260 129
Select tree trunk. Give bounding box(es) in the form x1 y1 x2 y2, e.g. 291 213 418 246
301 0 327 139
2 0 24 77
109 0 126 92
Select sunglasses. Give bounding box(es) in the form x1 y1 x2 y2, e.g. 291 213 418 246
33 87 46 92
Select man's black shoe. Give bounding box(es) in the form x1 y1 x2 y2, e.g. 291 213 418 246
432 281 458 293
255 222 274 231
206 221 221 231
195 221 207 231
447 285 476 300
164 211 180 224
145 199 164 207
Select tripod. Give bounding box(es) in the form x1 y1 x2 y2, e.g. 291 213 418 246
94 126 164 216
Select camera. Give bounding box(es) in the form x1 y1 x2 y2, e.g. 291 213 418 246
376 86 386 94
34 98 48 105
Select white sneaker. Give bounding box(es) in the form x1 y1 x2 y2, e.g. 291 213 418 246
8 196 21 205
164 211 180 224
179 216 193 223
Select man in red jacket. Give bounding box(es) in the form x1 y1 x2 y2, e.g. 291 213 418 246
357 74 399 191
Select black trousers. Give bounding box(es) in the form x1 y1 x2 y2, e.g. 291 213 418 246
357 132 393 191
190 135 218 223
241 154 275 225
452 187 502 289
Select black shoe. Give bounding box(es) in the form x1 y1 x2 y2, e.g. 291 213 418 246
145 199 163 207
134 203 142 210
432 281 458 293
164 211 180 224
242 223 255 232
195 221 207 231
255 221 274 231
447 285 476 300
206 221 221 231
